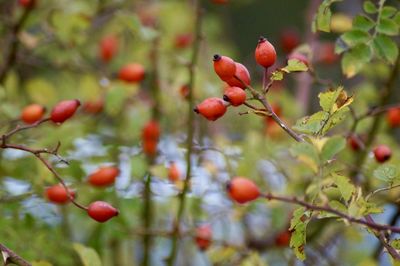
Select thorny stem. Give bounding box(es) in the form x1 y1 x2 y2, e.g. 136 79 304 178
0 243 31 266
1 118 87 211
237 76 304 142
262 193 400 234
167 2 203 265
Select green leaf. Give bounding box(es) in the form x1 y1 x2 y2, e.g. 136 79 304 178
341 44 372 78
373 34 399 64
341 30 370 47
313 0 343 32
333 173 355 201
240 253 268 266
290 142 320 173
105 86 128 116
381 6 397 18
321 136 346 162
363 1 377 14
284 59 308 72
352 15 375 31
293 111 329 135
73 243 102 266
290 208 309 261
394 12 400 26
32 261 53 266
319 89 342 112
377 18 399 36
391 239 400 249
322 107 350 134
271 70 284 81
373 164 399 184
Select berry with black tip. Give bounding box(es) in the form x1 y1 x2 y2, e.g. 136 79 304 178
255 37 277 68
87 201 119 223
194 97 227 121
373 145 392 163
223 86 246 106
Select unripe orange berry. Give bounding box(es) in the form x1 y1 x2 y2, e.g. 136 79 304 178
275 230 292 247
88 166 119 187
194 97 227 121
255 37 277 68
174 33 193 49
50 99 80 123
118 63 145 83
143 139 158 156
87 201 119 223
19 0 35 8
142 120 161 142
227 177 260 204
213 55 236 82
99 35 118 63
280 29 300 54
373 145 392 163
223 86 246 106
387 108 400 128
83 99 104 114
21 104 46 124
225 63 251 89
195 225 212 251
46 184 75 204
168 162 180 182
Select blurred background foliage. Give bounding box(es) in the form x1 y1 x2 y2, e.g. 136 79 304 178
0 0 400 265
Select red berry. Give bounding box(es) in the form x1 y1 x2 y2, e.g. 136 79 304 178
174 33 193 49
255 37 277 68
143 139 158 156
225 62 251 89
100 35 118 63
83 99 104 114
275 230 292 247
227 177 260 204
373 145 392 163
87 201 119 223
223 86 246 106
168 162 180 182
118 63 146 83
195 225 212 251
347 134 363 151
387 108 400 128
21 104 46 124
19 0 35 8
317 42 338 65
194 97 227 121
46 184 75 204
287 52 309 67
142 120 161 141
88 166 119 187
50 99 80 123
212 0 228 3
280 29 300 54
213 55 236 82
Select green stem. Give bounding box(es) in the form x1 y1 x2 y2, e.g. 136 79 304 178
166 1 203 265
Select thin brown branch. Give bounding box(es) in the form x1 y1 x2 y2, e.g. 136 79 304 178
0 243 31 266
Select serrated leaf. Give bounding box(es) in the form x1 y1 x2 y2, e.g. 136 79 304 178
352 15 375 31
271 70 284 81
363 1 377 14
73 243 102 266
373 164 399 184
341 30 370 47
313 0 343 32
381 6 397 18
322 107 349 134
319 89 342 112
373 34 399 64
377 18 399 36
341 44 372 78
321 136 346 162
333 173 355 201
284 59 308 72
290 208 309 261
293 111 329 135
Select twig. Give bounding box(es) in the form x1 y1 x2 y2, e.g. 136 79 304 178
167 2 203 265
0 243 31 266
